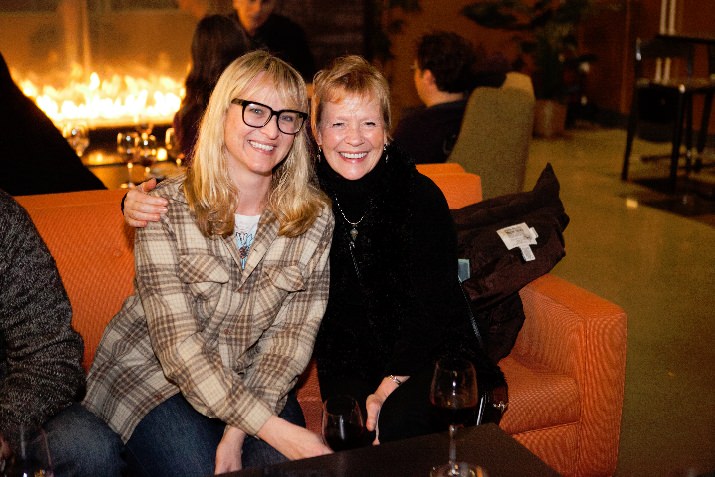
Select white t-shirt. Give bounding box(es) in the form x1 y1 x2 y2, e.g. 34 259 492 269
234 213 260 269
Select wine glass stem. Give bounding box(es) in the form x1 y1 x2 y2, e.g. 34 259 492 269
448 424 458 474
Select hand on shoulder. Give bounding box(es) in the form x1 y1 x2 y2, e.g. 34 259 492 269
123 178 169 228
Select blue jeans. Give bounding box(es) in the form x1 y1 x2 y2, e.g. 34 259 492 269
42 402 125 477
125 392 305 477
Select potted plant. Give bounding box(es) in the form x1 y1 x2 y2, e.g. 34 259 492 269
461 0 594 137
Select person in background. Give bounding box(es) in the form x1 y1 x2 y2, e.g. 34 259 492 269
0 52 105 196
83 51 333 477
230 0 316 82
392 31 507 164
120 54 507 446
0 189 124 476
173 14 249 164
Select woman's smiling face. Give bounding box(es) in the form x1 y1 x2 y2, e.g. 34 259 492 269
316 92 387 181
224 76 296 182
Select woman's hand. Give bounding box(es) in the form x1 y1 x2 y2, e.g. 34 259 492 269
256 416 332 460
366 375 409 445
123 178 168 228
214 425 246 474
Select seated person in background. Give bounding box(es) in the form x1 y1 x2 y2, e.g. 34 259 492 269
173 14 249 163
0 52 105 196
230 0 316 83
0 189 124 476
392 31 507 164
83 51 333 477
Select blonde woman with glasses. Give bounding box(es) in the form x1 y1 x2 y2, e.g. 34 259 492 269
83 50 333 476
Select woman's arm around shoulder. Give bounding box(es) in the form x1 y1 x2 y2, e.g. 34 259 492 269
123 178 168 228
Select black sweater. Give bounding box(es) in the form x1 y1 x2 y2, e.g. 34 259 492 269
314 145 504 390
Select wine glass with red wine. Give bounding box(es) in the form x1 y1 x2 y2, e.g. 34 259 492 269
430 357 486 477
322 395 366 452
4 423 54 477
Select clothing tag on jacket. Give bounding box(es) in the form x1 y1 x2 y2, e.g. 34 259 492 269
497 222 537 262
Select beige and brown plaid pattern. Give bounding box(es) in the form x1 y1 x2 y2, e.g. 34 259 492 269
84 176 334 442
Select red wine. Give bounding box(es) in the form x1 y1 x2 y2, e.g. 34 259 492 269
139 155 155 167
5 457 49 477
432 404 477 429
323 422 366 451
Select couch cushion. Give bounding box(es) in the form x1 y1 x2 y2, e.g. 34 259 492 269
499 355 580 435
17 189 135 370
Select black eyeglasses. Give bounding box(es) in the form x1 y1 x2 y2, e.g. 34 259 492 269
231 99 307 135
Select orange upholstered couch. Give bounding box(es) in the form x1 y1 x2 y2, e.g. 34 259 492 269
17 171 626 477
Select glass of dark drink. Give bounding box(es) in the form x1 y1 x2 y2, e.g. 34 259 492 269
136 133 158 181
4 424 53 477
429 357 486 477
321 395 366 452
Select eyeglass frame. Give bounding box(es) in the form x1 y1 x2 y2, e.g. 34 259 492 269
231 99 308 135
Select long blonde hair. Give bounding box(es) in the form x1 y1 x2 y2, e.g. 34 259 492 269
185 50 328 238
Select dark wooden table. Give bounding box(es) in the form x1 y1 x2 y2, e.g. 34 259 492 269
223 424 559 477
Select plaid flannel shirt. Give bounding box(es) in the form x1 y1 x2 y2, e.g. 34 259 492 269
84 176 333 441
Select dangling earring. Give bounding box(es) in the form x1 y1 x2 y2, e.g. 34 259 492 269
383 143 389 163
316 146 322 162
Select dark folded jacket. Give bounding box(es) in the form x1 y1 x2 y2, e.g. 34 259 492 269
451 163 569 361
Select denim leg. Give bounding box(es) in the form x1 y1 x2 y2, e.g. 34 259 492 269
125 391 307 475
240 391 305 469
125 394 225 477
42 402 125 477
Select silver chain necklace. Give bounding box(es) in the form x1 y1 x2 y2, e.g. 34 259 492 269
332 195 368 242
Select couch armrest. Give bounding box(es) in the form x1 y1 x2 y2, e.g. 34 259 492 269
515 273 627 476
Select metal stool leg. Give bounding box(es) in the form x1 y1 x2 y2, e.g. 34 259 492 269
669 94 687 191
622 90 639 181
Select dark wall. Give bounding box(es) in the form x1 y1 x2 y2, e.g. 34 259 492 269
275 0 366 72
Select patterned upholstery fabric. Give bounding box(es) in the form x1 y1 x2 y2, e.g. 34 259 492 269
17 176 627 477
17 190 134 370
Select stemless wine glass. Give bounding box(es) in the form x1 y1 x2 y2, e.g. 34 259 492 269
117 131 139 188
4 424 54 477
62 121 90 157
430 357 485 477
135 133 158 181
321 395 366 452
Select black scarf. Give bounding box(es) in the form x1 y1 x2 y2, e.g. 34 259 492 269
315 146 422 383
314 145 506 392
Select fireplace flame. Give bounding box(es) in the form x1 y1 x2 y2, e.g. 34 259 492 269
18 64 183 128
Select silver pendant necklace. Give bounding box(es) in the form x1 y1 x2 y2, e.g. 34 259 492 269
332 195 368 242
